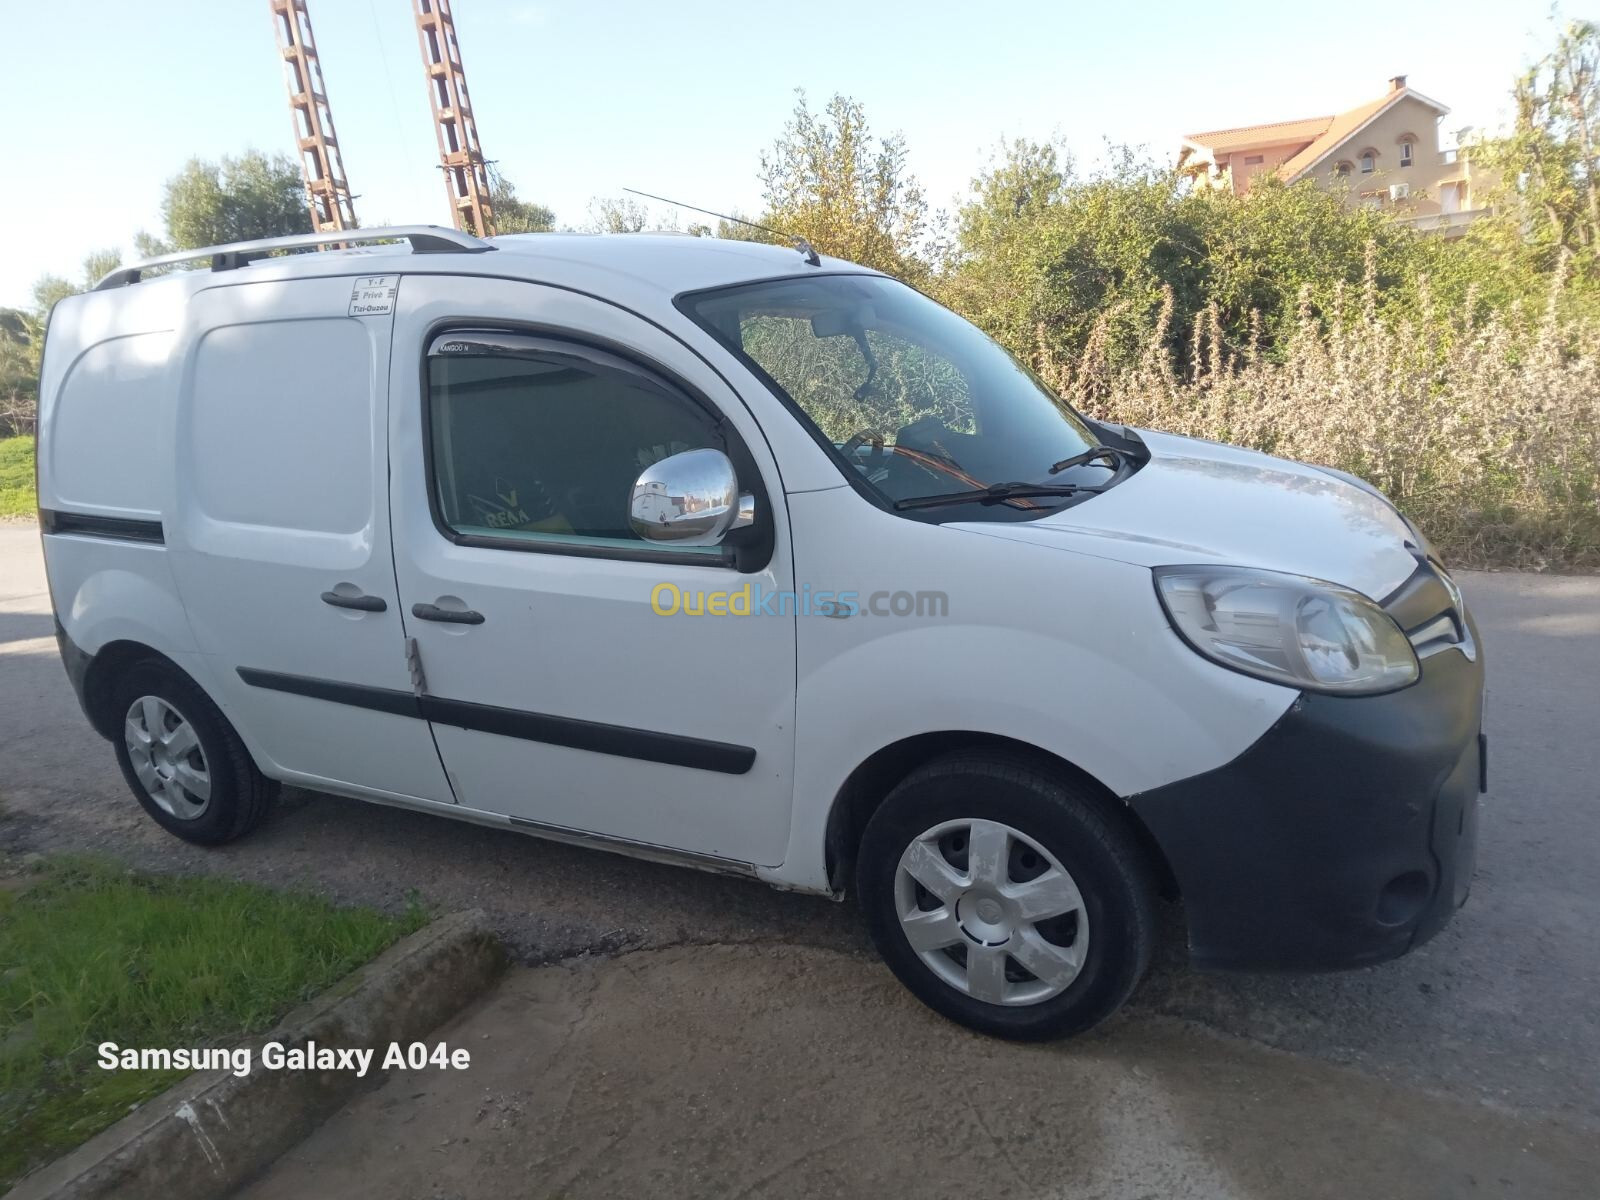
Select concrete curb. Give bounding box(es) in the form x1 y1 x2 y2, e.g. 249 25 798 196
5 909 506 1200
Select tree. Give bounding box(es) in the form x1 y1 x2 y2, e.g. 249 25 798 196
80 248 123 290
32 250 122 318
712 216 768 242
0 249 121 435
138 151 312 255
487 168 556 234
587 196 653 233
0 307 40 436
938 138 1092 355
954 137 1073 253
945 144 1201 367
1189 174 1436 349
29 276 77 318
756 91 928 279
1472 21 1600 288
940 137 1452 374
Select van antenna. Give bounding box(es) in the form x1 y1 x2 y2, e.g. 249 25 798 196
622 188 821 267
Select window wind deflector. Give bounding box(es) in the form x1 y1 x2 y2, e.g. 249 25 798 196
893 481 1101 512
429 331 566 358
427 331 686 398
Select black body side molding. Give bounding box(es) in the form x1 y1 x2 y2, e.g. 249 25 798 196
40 509 165 544
235 668 423 718
419 694 754 773
235 667 756 775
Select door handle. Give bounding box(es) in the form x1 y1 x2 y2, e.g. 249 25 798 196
321 590 387 612
412 602 485 625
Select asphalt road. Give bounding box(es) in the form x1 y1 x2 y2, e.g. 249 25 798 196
2 523 1597 1134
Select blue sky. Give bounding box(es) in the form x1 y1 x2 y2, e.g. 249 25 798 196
5 0 1558 305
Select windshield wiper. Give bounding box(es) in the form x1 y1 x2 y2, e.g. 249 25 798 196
893 481 1101 512
1048 445 1129 475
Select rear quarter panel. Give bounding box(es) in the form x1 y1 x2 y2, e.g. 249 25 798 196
37 284 203 673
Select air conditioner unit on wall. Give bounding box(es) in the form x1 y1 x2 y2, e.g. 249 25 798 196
1389 183 1411 201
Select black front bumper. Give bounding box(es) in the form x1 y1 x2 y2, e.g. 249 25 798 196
1130 618 1484 971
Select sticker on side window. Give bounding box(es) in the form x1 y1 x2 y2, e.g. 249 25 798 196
348 275 399 317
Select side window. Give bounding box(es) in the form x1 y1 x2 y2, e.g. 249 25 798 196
426 333 728 552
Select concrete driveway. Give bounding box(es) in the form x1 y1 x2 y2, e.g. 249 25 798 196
2 524 1598 1192
240 944 1597 1200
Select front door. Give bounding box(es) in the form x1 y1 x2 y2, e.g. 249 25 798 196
387 276 797 867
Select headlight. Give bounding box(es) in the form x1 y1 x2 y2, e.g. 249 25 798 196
1154 566 1419 695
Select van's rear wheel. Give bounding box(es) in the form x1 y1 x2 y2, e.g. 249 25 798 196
856 753 1155 1040
110 661 276 845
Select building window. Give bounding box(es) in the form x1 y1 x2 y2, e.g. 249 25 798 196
1399 140 1414 167
1335 161 1354 178
1360 151 1376 174
1244 154 1265 166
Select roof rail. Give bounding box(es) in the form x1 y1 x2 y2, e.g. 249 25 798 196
92 225 493 290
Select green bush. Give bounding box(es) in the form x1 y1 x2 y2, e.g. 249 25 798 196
0 436 34 518
1036 263 1600 570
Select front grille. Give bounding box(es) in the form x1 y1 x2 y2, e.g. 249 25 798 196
1384 560 1476 662
1408 611 1467 658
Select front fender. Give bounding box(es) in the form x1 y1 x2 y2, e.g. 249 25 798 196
771 500 1296 892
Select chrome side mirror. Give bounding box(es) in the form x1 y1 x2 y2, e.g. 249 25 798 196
629 448 756 546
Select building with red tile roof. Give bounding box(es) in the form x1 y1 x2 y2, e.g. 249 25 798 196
1178 77 1483 234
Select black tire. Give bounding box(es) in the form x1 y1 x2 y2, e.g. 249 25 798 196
109 659 277 845
856 752 1156 1040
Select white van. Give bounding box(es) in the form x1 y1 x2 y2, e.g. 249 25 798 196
37 227 1485 1039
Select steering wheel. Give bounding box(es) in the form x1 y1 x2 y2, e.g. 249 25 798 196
840 429 889 474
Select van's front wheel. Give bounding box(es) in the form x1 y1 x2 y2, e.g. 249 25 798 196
110 661 276 845
856 754 1156 1040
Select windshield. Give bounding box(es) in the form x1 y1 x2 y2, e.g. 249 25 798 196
680 274 1118 518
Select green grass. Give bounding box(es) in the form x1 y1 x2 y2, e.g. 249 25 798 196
0 858 427 1189
0 436 34 518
